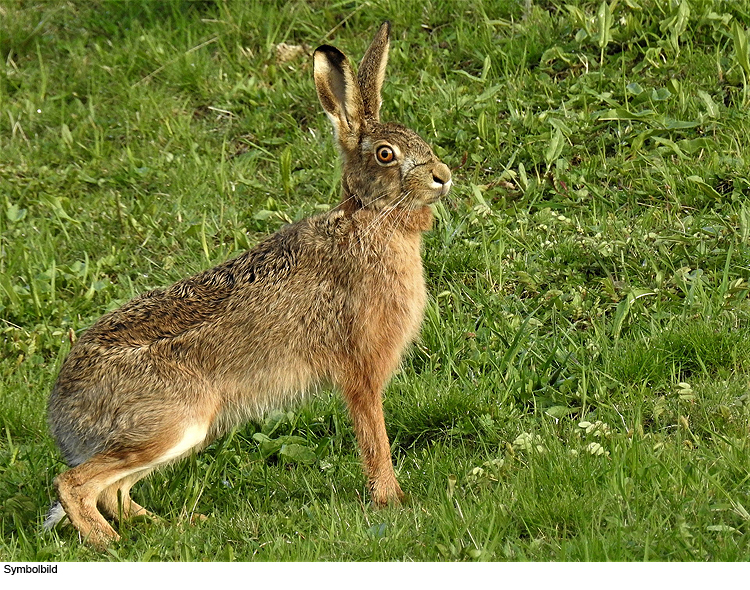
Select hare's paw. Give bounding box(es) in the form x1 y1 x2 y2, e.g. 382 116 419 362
190 513 209 525
83 524 121 548
370 476 404 508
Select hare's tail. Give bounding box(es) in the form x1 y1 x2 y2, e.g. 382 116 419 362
42 500 66 531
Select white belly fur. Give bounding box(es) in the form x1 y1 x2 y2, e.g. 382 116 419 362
155 423 209 465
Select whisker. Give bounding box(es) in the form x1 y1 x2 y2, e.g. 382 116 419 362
335 193 359 209
351 191 396 239
383 201 413 248
381 213 404 251
356 191 411 246
355 193 416 258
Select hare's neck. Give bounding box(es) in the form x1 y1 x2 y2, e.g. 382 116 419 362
396 205 434 232
343 202 434 234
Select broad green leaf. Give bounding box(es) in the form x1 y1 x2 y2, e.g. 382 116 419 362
697 90 720 118
254 433 309 458
517 162 528 192
565 5 587 28
652 136 685 158
279 443 317 464
630 129 657 154
261 409 292 436
706 525 738 533
541 46 573 65
661 1 690 51
625 82 644 95
544 127 565 167
597 108 656 122
732 21 750 76
612 296 631 339
650 87 672 102
40 195 78 223
481 54 491 82
677 138 713 154
61 123 73 146
0 274 21 307
476 111 487 140
470 183 488 207
366 523 388 538
475 84 503 103
662 118 699 130
671 2 690 48
279 146 293 198
596 1 613 49
545 405 574 419
687 176 722 200
252 209 276 221
6 203 27 223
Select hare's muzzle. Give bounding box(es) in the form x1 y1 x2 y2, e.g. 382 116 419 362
431 162 452 198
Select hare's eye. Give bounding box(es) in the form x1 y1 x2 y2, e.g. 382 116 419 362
375 145 395 164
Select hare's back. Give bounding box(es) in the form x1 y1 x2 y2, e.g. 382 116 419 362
47 216 347 458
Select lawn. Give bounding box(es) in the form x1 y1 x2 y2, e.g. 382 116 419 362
2 0 750 561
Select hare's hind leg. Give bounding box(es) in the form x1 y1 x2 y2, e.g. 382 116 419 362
98 470 157 523
54 454 152 546
56 422 209 546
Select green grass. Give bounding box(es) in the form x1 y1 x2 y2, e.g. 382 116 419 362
2 0 750 561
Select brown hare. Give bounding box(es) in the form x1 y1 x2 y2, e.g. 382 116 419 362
44 21 452 546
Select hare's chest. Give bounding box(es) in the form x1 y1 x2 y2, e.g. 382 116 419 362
370 235 427 347
395 257 427 339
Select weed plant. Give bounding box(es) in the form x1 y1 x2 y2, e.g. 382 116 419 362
2 0 750 561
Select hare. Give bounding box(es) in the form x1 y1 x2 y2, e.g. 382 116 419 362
44 21 452 546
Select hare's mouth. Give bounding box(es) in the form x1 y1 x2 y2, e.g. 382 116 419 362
424 177 451 203
433 178 452 197
427 161 452 199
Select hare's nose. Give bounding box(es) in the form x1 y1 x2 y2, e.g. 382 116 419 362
432 163 451 186
432 163 452 196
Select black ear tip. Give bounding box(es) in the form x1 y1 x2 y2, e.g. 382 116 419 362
315 44 338 54
314 45 347 67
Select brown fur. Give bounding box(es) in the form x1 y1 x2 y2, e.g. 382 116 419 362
45 21 452 546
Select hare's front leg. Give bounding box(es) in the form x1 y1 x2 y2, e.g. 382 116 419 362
342 372 404 506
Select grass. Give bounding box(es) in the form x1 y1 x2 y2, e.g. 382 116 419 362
1 0 750 561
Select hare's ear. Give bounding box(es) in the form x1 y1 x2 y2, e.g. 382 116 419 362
314 45 364 150
357 21 390 122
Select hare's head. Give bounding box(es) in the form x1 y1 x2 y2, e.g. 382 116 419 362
314 22 452 212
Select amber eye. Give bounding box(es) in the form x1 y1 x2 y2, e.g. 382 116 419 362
375 145 395 164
